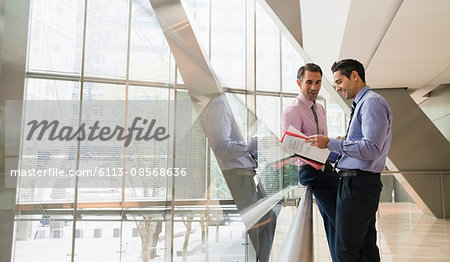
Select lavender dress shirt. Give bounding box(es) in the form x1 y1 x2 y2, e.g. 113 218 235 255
327 86 392 173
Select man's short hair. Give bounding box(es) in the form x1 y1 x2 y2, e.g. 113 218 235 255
297 63 323 82
331 59 366 83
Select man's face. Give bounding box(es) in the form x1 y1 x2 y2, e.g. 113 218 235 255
298 70 322 102
333 71 357 100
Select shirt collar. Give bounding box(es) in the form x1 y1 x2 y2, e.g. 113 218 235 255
297 92 315 108
354 86 370 104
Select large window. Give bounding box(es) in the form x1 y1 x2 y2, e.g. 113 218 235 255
14 0 346 261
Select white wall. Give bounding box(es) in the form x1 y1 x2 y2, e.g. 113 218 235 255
300 0 350 82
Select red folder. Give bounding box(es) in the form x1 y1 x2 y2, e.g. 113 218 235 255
279 131 324 170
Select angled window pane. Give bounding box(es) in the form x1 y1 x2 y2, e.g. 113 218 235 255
256 2 280 92
211 0 245 88
84 0 128 78
282 34 304 93
129 0 170 82
27 0 83 74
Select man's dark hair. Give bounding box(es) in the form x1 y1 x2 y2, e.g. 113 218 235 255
297 63 323 82
331 59 366 83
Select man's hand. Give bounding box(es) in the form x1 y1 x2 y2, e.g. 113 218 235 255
306 135 330 149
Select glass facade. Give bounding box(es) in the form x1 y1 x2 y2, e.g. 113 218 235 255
13 0 346 261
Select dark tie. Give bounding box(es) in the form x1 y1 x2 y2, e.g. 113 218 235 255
344 101 357 139
335 100 357 169
311 102 320 134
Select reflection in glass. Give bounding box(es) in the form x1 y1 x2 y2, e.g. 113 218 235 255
182 0 210 55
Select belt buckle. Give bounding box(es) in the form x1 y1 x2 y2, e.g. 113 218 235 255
339 170 358 178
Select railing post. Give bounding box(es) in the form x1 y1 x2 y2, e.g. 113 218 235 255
278 186 313 262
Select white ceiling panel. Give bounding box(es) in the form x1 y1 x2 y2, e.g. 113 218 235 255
366 0 450 90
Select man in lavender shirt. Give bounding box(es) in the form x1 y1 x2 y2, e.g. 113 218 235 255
282 63 339 261
307 59 392 262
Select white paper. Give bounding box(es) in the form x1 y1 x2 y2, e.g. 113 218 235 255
282 125 330 164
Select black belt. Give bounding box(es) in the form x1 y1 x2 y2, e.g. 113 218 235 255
338 169 379 178
299 161 333 171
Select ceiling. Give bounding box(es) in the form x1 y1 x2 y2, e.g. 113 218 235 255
301 0 450 96
364 0 450 91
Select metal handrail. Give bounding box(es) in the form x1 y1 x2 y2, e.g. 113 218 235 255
278 186 313 262
240 186 295 231
382 171 450 174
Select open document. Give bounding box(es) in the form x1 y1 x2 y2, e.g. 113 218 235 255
280 126 330 170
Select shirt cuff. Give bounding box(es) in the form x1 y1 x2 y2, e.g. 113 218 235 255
327 138 342 153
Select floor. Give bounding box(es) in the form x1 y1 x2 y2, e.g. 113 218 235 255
271 202 450 262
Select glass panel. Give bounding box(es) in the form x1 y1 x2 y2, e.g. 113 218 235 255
282 96 296 113
210 152 232 200
256 2 280 92
13 215 73 262
121 220 166 261
129 0 170 82
206 219 247 261
73 221 121 262
326 102 346 138
84 0 128 78
174 90 206 200
211 0 245 88
20 79 79 204
172 218 207 261
281 34 304 93
127 85 171 100
27 0 83 74
225 93 247 138
256 95 281 138
125 86 171 201
182 0 210 55
78 83 125 201
82 82 125 100
25 78 80 100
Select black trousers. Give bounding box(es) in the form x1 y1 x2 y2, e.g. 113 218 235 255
335 173 382 262
298 165 339 262
222 169 277 262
